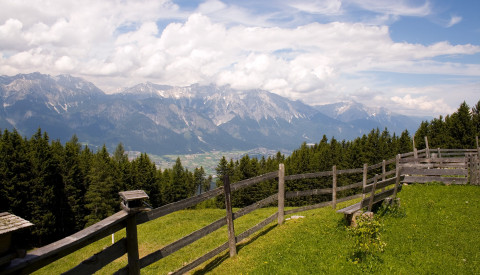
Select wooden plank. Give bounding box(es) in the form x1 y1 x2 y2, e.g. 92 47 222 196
236 213 278 243
402 167 468 176
285 170 333 181
65 238 127 275
284 201 332 215
336 167 363 175
439 149 477 153
399 157 466 163
285 188 332 199
230 171 278 192
336 193 363 204
368 162 383 171
337 202 362 214
400 163 466 169
403 176 467 184
233 194 278 220
137 187 225 224
336 181 362 192
170 242 230 275
137 216 227 269
3 210 129 275
399 151 415 158
384 169 396 177
385 158 397 165
363 177 397 193
360 185 402 208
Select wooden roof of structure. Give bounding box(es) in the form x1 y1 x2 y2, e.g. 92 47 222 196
0 212 34 235
118 190 149 202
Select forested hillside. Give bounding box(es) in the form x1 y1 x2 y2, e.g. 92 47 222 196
0 130 210 246
0 101 478 247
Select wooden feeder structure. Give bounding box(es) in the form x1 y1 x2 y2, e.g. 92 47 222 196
119 190 150 213
0 212 33 266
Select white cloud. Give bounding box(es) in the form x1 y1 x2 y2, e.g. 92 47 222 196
446 15 462 28
289 0 343 15
0 1 478 117
347 0 431 17
391 94 454 115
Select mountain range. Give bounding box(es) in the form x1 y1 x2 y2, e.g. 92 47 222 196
0 73 425 155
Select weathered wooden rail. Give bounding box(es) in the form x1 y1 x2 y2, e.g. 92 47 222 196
2 144 479 274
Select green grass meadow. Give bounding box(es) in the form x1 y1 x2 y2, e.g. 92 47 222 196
35 184 480 274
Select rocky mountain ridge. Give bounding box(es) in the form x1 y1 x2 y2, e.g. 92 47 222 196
0 73 424 155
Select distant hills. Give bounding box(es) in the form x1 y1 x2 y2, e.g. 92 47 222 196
0 73 426 155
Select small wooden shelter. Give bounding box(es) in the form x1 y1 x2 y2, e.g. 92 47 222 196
0 212 33 266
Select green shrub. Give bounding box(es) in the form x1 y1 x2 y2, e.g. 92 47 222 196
348 213 386 265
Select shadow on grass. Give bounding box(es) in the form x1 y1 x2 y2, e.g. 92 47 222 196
193 224 277 275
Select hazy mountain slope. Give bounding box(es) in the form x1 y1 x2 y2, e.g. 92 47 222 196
0 73 423 154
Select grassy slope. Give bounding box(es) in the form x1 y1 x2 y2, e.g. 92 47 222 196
35 184 480 274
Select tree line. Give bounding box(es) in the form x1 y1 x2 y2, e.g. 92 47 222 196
215 100 480 208
0 129 211 246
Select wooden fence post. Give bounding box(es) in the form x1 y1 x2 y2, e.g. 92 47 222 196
393 154 401 198
425 136 430 158
362 164 367 200
223 175 237 257
332 165 337 209
126 214 140 275
278 163 285 225
381 160 386 192
414 148 418 158
368 174 378 211
476 136 479 149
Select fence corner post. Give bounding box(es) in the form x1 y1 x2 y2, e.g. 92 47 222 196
278 163 285 225
332 165 337 209
223 175 237 257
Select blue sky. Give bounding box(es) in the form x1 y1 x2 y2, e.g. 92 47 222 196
0 0 479 116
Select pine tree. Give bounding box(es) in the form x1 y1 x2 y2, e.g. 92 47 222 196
447 101 475 148
84 145 118 226
131 153 160 207
471 100 480 138
27 129 69 245
62 135 88 231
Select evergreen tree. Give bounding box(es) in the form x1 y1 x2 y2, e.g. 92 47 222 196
62 135 88 231
131 153 160 207
84 145 118 226
0 129 32 218
27 129 69 245
446 101 475 148
472 100 480 137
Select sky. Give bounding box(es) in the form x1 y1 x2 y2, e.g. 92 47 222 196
0 0 479 116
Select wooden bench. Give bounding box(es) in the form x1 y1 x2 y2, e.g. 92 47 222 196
337 176 402 225
336 202 363 225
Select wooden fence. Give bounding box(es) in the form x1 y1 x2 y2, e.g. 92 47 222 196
2 146 479 275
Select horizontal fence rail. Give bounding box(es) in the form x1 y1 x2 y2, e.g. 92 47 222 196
2 144 479 275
